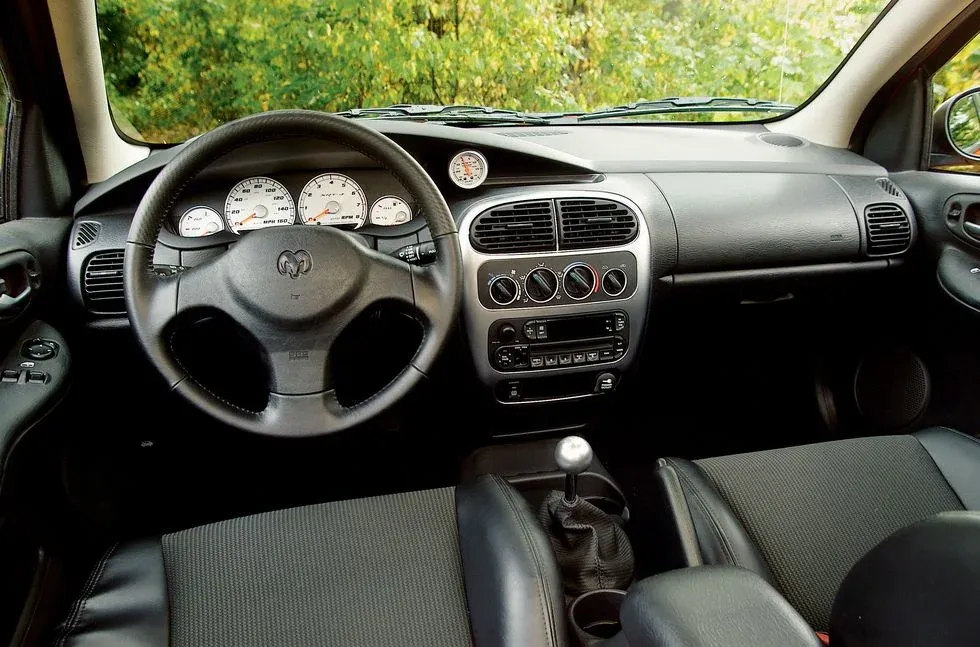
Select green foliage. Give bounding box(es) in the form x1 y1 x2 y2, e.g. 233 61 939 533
98 0 890 143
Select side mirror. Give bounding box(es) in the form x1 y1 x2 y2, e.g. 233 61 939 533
934 88 980 165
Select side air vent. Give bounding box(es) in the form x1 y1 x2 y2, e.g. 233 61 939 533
875 177 904 199
83 250 125 314
865 204 912 256
72 221 101 249
557 198 638 250
470 200 557 253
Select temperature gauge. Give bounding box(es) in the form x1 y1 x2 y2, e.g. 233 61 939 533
178 206 224 237
449 150 489 189
369 196 413 226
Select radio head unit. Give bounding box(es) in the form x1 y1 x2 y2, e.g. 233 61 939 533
488 311 629 372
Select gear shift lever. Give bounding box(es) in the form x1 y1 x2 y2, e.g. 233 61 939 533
539 435 634 595
555 436 594 503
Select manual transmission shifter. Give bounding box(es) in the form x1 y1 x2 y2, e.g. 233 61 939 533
556 435 593 503
539 436 635 595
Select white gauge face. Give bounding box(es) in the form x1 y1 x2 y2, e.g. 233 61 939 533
298 173 367 228
224 177 295 234
178 206 224 237
449 150 489 189
369 196 413 226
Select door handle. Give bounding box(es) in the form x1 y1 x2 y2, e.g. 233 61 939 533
964 221 980 239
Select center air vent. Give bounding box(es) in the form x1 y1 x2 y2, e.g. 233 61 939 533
83 250 125 314
470 200 557 253
865 204 912 256
557 198 638 250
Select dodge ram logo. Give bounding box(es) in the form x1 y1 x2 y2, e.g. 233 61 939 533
277 250 313 279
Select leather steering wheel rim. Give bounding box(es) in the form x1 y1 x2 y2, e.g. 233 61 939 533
124 110 462 437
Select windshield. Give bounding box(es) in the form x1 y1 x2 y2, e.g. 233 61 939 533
97 0 890 143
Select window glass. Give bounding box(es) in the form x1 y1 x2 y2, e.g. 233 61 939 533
96 0 890 143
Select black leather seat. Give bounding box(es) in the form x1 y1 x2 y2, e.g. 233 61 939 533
57 475 567 647
656 427 980 632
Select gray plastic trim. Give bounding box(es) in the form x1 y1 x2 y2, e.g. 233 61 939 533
459 189 651 386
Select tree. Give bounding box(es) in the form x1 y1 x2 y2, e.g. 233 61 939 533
97 0 889 142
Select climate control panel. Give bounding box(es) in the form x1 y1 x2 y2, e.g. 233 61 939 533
479 251 638 310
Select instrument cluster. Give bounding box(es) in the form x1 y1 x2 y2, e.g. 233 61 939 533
173 171 415 238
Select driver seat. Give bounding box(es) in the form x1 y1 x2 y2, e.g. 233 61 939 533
56 475 567 647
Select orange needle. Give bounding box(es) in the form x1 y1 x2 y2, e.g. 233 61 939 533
462 159 473 177
312 207 333 220
238 212 256 226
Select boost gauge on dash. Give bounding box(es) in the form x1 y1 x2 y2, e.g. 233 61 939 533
449 150 488 189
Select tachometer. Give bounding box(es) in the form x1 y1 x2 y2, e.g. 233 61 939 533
298 173 367 228
449 150 488 189
178 206 223 237
224 177 295 234
369 196 413 226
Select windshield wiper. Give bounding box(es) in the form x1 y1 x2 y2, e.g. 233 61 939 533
576 97 796 122
335 104 553 126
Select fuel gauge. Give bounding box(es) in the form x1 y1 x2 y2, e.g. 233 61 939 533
369 196 413 226
178 206 223 237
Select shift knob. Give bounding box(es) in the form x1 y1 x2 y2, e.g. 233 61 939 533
556 436 593 503
555 436 594 474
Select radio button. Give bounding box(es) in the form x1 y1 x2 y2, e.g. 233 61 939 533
615 314 627 332
600 349 614 361
536 323 548 339
530 356 544 368
524 322 537 340
544 355 559 367
572 352 586 365
559 353 572 366
586 351 600 363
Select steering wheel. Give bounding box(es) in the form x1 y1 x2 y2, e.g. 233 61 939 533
124 111 462 437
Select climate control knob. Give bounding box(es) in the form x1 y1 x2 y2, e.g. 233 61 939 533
602 268 628 297
524 268 559 303
488 275 520 306
563 263 597 300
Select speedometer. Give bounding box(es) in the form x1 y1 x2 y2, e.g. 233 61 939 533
298 173 367 228
224 177 295 234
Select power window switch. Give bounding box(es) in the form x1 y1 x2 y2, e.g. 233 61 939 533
1 370 19 383
27 371 47 384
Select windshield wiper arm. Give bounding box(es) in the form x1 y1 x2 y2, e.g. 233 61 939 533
577 97 796 122
336 104 553 125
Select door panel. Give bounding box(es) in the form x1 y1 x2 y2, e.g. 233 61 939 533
894 170 980 312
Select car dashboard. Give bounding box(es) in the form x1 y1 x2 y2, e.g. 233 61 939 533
67 121 915 407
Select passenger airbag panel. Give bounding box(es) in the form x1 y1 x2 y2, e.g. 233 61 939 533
650 173 861 271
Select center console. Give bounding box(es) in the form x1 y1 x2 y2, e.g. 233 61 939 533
459 189 652 404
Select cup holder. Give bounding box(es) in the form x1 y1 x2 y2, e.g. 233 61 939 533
568 589 626 645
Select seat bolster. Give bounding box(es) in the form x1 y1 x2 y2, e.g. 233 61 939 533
455 474 568 647
914 427 980 509
56 538 168 647
658 458 775 586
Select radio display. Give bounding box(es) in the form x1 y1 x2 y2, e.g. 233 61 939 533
546 314 613 342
